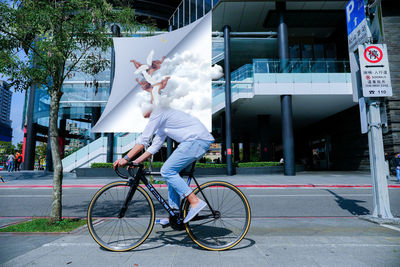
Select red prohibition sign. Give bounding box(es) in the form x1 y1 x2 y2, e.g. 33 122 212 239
364 46 383 63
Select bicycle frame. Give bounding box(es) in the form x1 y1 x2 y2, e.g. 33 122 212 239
117 164 217 221
118 166 177 219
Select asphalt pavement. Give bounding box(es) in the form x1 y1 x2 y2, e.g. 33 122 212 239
0 170 400 266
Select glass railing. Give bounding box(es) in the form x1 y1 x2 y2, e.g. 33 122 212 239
62 136 108 171
212 59 351 107
253 59 350 74
62 133 141 171
170 0 218 29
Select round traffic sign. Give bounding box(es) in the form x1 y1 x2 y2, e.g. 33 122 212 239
364 46 383 63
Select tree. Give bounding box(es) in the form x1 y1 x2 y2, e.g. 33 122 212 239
0 0 146 221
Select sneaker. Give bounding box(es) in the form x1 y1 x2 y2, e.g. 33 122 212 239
183 200 207 224
156 218 170 228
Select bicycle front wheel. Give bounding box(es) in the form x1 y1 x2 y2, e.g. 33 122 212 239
87 181 155 252
183 181 251 251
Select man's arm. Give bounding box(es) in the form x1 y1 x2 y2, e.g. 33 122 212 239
113 143 144 169
134 133 167 164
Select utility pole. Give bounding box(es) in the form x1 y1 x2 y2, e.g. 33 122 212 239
346 0 396 220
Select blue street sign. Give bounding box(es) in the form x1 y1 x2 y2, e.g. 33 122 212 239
346 0 366 36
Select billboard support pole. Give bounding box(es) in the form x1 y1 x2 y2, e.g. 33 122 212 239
223 25 234 176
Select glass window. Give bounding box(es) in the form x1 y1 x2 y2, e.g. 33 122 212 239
314 44 324 59
179 3 183 28
289 44 300 59
185 0 190 25
325 43 337 59
191 0 196 22
173 12 178 29
301 44 313 59
197 0 203 18
205 0 212 13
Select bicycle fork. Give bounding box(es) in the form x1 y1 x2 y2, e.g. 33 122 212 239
118 179 138 219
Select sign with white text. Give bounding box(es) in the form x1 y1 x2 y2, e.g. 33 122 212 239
358 44 392 97
346 0 370 52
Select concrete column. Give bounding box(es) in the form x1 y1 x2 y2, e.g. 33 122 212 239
277 2 295 176
106 24 121 163
23 85 36 170
223 25 234 175
166 24 174 159
45 124 53 172
221 112 226 164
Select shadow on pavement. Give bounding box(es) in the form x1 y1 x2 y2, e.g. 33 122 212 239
325 189 370 215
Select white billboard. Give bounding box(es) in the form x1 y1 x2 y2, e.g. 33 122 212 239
92 13 217 133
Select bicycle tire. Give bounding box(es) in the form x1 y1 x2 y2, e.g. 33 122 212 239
183 181 251 251
87 181 155 251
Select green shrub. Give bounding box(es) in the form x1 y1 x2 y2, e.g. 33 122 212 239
238 162 280 167
91 161 164 169
91 161 280 168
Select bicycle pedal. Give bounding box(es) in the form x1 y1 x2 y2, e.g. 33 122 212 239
156 218 170 228
161 223 170 228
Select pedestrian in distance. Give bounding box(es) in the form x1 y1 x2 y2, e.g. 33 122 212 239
15 152 22 171
7 153 15 172
393 153 400 182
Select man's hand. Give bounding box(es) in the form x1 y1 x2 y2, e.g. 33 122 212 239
113 158 128 169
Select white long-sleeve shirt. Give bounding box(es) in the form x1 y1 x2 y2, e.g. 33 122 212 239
136 108 214 155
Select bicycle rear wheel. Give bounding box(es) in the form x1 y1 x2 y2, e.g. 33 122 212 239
87 181 155 251
183 181 251 251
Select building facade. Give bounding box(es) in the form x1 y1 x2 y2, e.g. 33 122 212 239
0 80 12 142
22 0 400 172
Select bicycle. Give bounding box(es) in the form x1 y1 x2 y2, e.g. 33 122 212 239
87 162 251 251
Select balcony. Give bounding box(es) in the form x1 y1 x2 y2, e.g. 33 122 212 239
212 59 352 113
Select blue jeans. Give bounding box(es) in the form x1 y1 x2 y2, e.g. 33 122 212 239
8 161 14 172
160 139 213 209
396 167 400 181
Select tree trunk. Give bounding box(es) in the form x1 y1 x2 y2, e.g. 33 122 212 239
49 89 63 222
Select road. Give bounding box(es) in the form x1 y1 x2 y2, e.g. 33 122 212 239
1 184 400 266
1 187 400 218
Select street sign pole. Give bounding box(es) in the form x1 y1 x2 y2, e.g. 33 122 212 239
346 0 394 219
367 99 393 218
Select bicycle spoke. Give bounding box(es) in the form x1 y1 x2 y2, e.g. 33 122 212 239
186 182 250 250
88 183 154 251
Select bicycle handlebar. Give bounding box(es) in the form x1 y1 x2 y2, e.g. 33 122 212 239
114 162 144 179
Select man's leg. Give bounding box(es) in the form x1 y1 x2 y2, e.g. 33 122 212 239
397 167 400 181
161 142 196 209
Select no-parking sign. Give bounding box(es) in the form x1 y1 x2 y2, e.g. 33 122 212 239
358 44 392 97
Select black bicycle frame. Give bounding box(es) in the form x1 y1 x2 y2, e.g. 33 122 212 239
118 167 177 219
118 165 217 220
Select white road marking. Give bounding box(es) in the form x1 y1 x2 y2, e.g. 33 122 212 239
0 195 52 197
380 224 400 232
41 242 400 248
249 194 372 197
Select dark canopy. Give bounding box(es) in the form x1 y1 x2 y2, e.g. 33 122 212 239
108 0 182 29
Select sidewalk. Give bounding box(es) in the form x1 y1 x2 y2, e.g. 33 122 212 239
1 217 400 266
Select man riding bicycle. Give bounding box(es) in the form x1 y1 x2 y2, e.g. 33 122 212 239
113 102 214 224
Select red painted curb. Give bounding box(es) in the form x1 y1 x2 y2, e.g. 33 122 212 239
1 184 400 189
